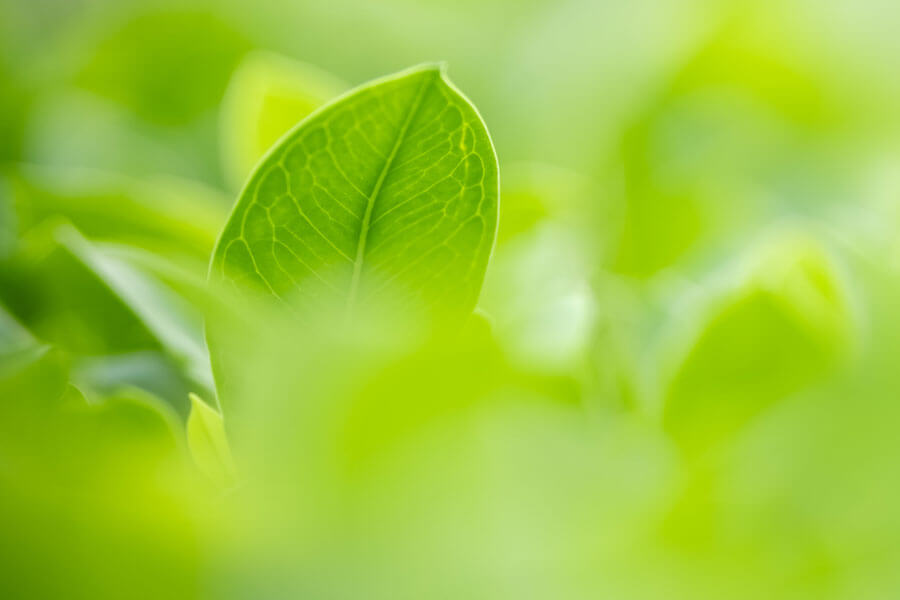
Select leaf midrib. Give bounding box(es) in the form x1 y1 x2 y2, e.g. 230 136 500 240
345 71 435 317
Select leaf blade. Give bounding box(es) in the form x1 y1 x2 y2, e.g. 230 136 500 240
211 63 499 322
186 392 236 487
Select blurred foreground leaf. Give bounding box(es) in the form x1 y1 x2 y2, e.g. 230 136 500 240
187 393 236 487
609 15 855 278
0 382 199 599
0 226 210 410
2 167 226 260
662 230 855 454
76 9 251 127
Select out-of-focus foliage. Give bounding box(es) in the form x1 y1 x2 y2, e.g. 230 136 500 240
1 167 226 260
186 392 235 487
661 230 856 455
2 0 900 598
220 51 346 189
76 9 252 127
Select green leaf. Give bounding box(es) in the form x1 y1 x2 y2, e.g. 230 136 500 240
662 231 855 454
0 175 15 259
63 232 211 389
495 163 593 245
26 89 221 181
0 225 211 410
2 167 227 261
0 226 162 356
0 299 67 409
0 345 68 412
186 392 236 487
76 9 251 127
220 51 346 190
0 49 30 165
0 300 33 352
72 352 197 418
210 63 499 324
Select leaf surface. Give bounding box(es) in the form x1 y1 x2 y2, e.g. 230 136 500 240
211 64 499 322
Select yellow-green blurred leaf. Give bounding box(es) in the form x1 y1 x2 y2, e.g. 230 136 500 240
662 231 856 454
187 392 235 487
3 167 227 260
76 9 251 127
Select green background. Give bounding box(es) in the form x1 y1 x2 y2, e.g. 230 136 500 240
2 0 900 598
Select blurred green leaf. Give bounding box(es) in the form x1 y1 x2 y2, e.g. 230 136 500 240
0 380 198 600
0 291 68 422
496 163 596 246
26 89 224 182
187 392 236 488
5 226 203 355
0 176 15 259
662 231 856 454
0 300 32 352
3 1 900 597
71 351 196 417
480 223 596 372
0 55 29 165
0 345 68 411
609 15 856 278
0 227 160 355
74 389 183 466
64 234 210 387
220 51 346 189
76 9 251 127
2 167 226 260
0 226 210 410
